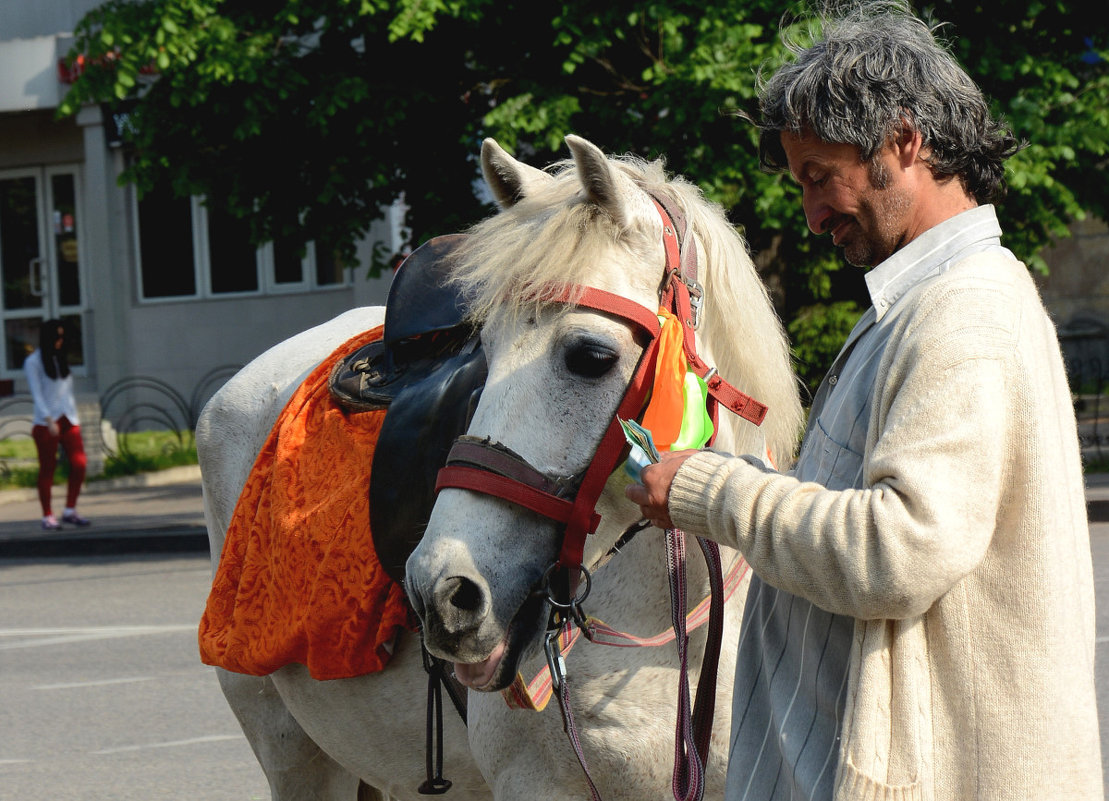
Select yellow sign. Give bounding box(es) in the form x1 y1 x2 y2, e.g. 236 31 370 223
59 238 78 263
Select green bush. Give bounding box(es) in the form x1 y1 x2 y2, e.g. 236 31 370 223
101 429 198 478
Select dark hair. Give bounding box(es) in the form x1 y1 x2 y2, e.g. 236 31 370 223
39 319 69 380
755 0 1023 203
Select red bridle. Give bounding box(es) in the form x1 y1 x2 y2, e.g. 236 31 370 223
433 195 768 576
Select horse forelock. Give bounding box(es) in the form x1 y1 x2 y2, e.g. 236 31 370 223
452 147 802 467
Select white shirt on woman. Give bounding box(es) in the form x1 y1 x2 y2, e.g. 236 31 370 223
23 349 80 427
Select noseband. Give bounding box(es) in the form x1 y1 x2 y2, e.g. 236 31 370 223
434 194 768 583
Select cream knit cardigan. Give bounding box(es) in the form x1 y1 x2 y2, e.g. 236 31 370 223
668 252 1102 800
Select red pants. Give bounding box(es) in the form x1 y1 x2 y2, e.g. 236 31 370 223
32 416 87 515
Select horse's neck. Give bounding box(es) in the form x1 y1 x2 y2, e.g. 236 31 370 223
588 470 741 635
717 418 769 467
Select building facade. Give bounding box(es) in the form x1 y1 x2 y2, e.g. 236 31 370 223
0 0 396 460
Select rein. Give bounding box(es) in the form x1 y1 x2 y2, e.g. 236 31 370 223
431 194 768 801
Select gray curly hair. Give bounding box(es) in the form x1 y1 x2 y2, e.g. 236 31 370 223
756 0 1023 203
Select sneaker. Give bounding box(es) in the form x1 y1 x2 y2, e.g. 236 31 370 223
61 511 91 527
41 514 61 530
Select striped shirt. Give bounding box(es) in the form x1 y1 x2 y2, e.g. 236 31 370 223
726 205 1011 800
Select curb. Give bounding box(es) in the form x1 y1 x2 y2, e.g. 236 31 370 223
0 525 209 559
0 464 207 559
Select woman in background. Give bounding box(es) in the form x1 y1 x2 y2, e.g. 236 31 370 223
24 319 89 530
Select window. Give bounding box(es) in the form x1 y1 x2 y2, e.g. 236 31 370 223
137 187 195 298
204 203 259 294
135 187 350 301
313 237 346 287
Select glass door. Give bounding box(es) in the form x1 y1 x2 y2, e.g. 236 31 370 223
0 166 86 377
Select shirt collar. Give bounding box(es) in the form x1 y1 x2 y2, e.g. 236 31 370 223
864 205 1004 321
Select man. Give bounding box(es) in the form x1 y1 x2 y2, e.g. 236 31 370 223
626 2 1103 799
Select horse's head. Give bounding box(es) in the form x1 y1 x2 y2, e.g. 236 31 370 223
405 135 801 692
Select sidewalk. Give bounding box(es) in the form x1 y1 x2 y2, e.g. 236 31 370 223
1 465 1108 560
0 465 208 558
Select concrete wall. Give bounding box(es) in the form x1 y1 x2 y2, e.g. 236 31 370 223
0 0 104 41
1036 218 1109 384
124 271 393 395
1036 217 1109 328
0 1 103 113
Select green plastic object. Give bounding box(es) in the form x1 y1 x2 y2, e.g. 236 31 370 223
671 371 714 451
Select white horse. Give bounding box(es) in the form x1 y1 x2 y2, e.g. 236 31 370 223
197 134 802 800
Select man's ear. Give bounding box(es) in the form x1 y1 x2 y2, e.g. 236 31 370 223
893 113 925 168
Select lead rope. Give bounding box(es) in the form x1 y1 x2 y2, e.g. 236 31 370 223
544 571 605 801
691 537 724 769
665 526 703 801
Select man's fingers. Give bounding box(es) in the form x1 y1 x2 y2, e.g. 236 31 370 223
625 483 647 505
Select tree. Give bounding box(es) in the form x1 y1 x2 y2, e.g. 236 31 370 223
60 0 1109 392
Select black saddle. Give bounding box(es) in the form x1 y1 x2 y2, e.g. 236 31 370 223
329 234 487 586
329 234 479 409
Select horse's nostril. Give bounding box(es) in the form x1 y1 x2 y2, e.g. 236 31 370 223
445 576 482 613
429 575 489 637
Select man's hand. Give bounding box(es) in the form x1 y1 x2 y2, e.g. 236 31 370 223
624 449 699 530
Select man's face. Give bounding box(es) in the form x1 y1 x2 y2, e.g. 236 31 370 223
780 130 912 268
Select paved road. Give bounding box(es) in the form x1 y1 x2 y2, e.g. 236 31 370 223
1094 520 1109 795
0 553 269 801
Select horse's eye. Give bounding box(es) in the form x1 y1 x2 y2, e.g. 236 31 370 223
564 343 618 378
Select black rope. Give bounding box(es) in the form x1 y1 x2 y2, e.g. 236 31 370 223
418 642 454 795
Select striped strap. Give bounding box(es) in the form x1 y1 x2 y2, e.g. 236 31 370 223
501 556 750 711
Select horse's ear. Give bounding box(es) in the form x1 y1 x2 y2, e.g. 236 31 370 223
481 138 552 208
565 134 628 229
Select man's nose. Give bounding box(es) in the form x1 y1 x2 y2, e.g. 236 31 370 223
803 195 833 236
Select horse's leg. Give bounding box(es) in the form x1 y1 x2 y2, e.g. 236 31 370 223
217 669 363 800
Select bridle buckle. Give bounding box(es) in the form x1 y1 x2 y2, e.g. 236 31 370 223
687 280 704 329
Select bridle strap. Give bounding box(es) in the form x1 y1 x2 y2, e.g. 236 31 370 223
651 197 768 429
558 336 658 570
544 285 663 338
436 438 602 534
445 436 579 498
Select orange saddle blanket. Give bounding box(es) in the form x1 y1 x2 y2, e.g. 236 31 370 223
198 326 414 680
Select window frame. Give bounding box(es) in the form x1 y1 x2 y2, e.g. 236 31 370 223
133 189 352 304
